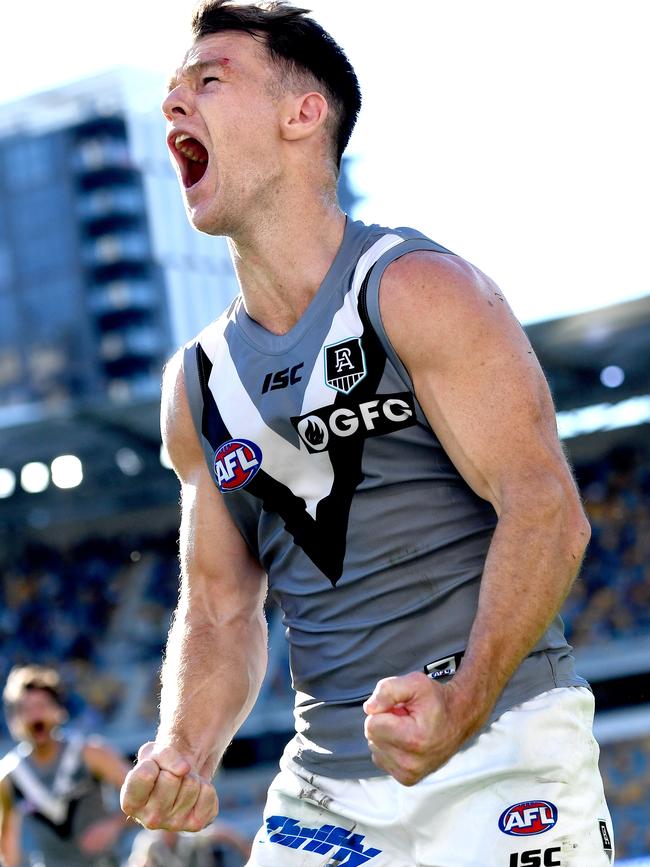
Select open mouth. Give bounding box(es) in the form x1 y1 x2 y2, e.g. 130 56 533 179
172 133 209 189
30 721 47 736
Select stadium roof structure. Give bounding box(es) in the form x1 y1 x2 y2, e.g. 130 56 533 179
1 293 648 540
0 394 179 544
526 294 650 413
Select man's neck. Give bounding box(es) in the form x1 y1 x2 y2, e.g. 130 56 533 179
228 197 347 336
29 738 60 765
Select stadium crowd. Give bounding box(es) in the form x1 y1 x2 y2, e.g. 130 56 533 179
563 444 650 647
0 443 648 860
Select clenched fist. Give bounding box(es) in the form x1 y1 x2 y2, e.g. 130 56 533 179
363 671 474 786
120 742 218 832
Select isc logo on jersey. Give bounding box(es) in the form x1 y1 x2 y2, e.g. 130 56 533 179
214 439 263 492
291 393 416 453
499 801 558 837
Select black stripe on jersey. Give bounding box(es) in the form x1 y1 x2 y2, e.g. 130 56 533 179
240 270 387 586
196 344 231 449
31 798 82 840
10 779 80 840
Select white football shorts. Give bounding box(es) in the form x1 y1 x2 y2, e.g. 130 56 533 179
247 686 614 867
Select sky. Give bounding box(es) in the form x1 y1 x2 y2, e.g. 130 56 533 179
1 0 649 323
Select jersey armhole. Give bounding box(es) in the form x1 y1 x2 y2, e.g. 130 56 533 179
361 238 457 393
182 342 217 470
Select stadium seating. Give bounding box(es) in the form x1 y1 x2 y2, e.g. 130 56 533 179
1 443 649 857
563 445 650 646
599 735 650 859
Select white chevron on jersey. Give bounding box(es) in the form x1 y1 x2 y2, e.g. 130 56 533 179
209 329 333 518
6 735 85 825
299 234 404 417
202 234 405 518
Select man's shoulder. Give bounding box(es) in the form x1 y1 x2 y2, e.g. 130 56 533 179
380 248 486 308
360 219 452 252
0 748 22 787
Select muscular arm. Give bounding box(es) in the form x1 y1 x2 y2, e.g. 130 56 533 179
0 778 20 867
364 252 590 782
121 351 267 828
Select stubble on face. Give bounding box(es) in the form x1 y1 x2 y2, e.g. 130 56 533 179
170 33 288 241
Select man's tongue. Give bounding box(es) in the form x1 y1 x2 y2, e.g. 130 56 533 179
188 157 208 186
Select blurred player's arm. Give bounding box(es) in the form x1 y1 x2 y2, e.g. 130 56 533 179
206 818 252 858
121 350 268 830
77 740 131 855
0 777 20 867
364 251 590 784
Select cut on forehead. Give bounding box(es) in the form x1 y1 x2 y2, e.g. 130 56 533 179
168 30 273 92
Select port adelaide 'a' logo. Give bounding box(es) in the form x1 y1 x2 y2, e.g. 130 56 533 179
324 337 367 394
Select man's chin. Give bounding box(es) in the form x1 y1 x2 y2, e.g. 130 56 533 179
186 207 228 237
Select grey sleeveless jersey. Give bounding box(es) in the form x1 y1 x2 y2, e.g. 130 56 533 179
183 218 586 778
3 735 116 867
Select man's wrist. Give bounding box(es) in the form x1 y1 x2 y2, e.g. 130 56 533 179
154 734 220 780
444 670 495 743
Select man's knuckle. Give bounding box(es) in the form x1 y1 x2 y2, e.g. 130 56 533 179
164 816 184 832
187 814 207 833
406 736 427 755
142 808 162 828
139 766 159 785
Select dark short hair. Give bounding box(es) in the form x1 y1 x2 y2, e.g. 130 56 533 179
191 0 361 167
3 665 65 715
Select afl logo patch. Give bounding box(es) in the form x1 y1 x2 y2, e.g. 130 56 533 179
499 801 558 836
214 439 262 492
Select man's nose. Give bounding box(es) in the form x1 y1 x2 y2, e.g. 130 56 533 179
162 84 195 121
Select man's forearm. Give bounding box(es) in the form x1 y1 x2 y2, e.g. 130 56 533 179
157 598 268 779
450 491 590 737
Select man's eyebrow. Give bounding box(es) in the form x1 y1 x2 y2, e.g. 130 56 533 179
167 57 231 93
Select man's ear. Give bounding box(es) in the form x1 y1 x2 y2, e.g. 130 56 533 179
280 91 329 142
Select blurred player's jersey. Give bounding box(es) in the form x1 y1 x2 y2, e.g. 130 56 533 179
183 217 586 778
128 828 246 867
3 734 117 867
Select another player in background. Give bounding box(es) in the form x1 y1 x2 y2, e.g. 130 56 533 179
127 823 251 867
121 1 614 863
0 665 131 867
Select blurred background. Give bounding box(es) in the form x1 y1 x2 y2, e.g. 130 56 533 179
0 1 648 864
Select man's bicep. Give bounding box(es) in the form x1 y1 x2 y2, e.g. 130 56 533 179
179 468 265 610
380 253 573 512
161 350 265 612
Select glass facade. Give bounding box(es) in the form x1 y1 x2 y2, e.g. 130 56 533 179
0 80 358 415
0 130 85 407
0 112 169 412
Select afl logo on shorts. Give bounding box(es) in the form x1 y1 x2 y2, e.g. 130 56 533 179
499 801 558 836
214 439 262 492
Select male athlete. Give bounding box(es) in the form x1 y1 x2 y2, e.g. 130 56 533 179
121 2 614 864
127 823 250 866
0 666 131 867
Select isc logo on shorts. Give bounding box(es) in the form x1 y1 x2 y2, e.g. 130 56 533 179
499 801 558 836
213 439 262 492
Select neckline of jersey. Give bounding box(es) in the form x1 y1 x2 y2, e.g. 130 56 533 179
233 217 369 355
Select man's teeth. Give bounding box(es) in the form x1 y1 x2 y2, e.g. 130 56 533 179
174 135 208 164
180 146 207 164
